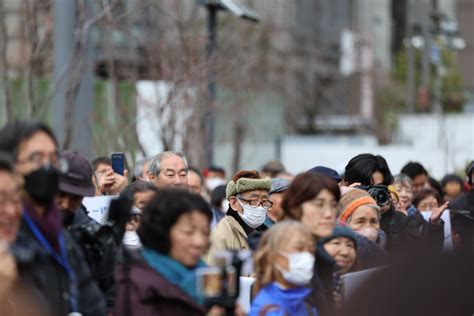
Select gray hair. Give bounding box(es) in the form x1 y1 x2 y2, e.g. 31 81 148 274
148 151 188 176
394 173 413 189
133 157 151 178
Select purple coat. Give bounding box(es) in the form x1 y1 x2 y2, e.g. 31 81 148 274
114 251 206 316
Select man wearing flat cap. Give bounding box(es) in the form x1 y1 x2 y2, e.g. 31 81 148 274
206 170 271 264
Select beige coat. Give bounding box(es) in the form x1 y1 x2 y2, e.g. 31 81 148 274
206 215 249 265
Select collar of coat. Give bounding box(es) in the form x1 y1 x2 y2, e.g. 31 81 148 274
226 208 255 236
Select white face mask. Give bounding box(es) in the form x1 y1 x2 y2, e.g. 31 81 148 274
276 252 315 286
357 227 379 242
123 231 142 249
206 178 226 191
237 199 267 229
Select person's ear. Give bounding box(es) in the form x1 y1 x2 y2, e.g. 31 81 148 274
229 196 242 213
148 173 157 183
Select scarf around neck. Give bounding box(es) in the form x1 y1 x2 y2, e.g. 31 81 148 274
141 247 206 305
23 201 62 252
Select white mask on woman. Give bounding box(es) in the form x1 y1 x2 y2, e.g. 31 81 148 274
357 227 379 242
275 252 315 286
237 200 267 229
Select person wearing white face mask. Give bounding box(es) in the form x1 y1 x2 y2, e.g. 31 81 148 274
206 170 271 265
250 221 318 316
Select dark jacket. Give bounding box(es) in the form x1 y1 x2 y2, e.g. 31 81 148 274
380 207 444 256
305 244 336 316
13 220 106 316
114 250 206 316
65 205 117 309
353 233 388 271
449 190 474 249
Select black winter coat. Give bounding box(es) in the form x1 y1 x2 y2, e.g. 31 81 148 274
12 220 106 316
380 207 444 256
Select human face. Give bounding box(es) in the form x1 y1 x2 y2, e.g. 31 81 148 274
134 190 155 210
300 189 337 239
149 155 188 188
229 189 270 214
56 192 83 214
394 182 413 209
412 174 427 194
140 161 150 181
268 192 285 222
274 228 315 287
187 170 202 195
323 237 356 274
169 211 210 267
372 171 384 185
15 131 58 176
347 205 380 231
445 181 462 199
416 195 439 211
0 171 22 244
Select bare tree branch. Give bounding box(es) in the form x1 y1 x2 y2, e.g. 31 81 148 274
0 0 12 121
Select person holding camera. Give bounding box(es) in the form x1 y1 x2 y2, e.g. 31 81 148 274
250 220 318 316
114 189 212 316
0 121 106 316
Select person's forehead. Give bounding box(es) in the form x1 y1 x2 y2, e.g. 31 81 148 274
96 163 112 171
188 171 201 183
241 190 269 198
161 155 186 169
17 131 57 157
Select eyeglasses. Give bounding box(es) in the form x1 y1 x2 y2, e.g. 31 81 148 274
17 151 68 173
237 196 273 209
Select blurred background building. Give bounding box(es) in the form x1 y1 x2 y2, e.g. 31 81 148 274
0 0 473 176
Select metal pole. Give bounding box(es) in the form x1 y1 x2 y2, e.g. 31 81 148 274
205 5 217 167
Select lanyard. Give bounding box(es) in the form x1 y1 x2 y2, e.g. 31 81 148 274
23 211 80 313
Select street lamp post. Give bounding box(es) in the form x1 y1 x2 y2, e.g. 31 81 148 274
198 0 259 168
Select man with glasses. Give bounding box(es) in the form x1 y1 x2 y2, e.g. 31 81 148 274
0 120 106 316
206 170 271 264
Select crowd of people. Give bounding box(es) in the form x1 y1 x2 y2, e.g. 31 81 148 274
0 119 473 316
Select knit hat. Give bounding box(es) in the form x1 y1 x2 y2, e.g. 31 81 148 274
337 189 379 224
226 177 272 199
387 185 400 203
319 225 358 249
308 166 342 183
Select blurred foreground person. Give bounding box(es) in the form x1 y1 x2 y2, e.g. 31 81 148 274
281 172 340 316
250 221 318 316
206 170 271 263
0 153 47 315
0 121 106 316
114 189 212 316
340 252 474 316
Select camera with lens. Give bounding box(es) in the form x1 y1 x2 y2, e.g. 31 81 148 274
357 185 391 207
197 251 253 315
